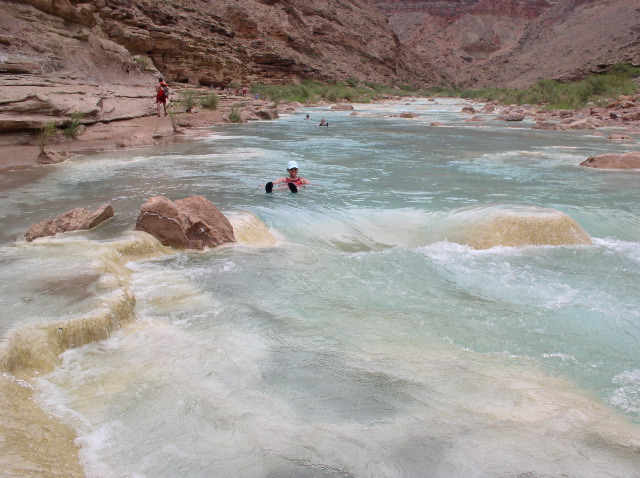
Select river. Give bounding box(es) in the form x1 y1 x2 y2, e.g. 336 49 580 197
1 98 639 477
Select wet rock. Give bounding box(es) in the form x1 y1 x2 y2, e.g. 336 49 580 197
331 104 355 111
532 122 562 130
580 151 640 169
399 111 419 118
561 117 604 130
496 113 525 122
135 195 235 249
255 108 279 120
25 203 114 242
37 150 72 164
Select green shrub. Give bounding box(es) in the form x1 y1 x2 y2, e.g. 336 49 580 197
345 77 359 88
178 91 197 113
426 64 639 109
249 79 415 104
63 111 83 138
200 92 219 110
228 107 243 124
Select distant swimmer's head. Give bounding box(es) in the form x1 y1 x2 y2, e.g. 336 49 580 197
287 160 299 170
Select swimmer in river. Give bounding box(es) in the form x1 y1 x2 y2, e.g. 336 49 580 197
264 160 311 193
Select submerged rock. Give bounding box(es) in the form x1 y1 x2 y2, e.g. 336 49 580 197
135 195 235 249
440 205 592 250
25 203 114 242
580 151 640 169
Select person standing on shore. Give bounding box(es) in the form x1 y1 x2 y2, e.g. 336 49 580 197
156 78 169 117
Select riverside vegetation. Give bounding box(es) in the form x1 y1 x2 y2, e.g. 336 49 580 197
250 64 640 110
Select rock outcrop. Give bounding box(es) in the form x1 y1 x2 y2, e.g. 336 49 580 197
134 195 235 249
580 152 640 170
25 203 114 242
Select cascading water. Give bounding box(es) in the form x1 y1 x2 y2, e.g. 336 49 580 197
1 98 639 477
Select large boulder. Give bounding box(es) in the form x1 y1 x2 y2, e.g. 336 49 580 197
134 196 235 249
25 203 114 242
436 205 592 250
580 151 640 169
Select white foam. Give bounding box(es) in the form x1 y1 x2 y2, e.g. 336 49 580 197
610 370 640 415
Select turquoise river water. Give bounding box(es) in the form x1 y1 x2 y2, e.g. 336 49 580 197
1 98 639 477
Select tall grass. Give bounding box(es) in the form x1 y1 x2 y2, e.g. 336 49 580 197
250 79 422 104
249 64 638 109
428 64 640 109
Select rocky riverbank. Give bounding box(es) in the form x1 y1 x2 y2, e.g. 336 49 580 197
0 86 285 172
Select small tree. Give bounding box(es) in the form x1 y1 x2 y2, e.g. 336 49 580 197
37 121 56 155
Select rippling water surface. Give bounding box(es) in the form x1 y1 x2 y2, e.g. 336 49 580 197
1 99 640 477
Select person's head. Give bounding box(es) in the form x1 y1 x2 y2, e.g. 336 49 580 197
287 160 299 173
158 78 163 83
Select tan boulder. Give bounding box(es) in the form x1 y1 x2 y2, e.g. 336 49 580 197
25 203 114 242
440 205 592 250
580 152 640 169
134 196 235 249
399 111 419 118
532 122 562 130
38 150 72 164
561 117 604 130
331 104 355 111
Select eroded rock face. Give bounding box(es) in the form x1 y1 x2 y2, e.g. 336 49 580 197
0 0 446 135
580 151 640 170
376 0 640 89
25 203 114 242
134 196 235 249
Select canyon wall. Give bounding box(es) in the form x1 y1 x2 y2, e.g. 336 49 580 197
0 0 442 88
0 0 444 134
373 0 640 88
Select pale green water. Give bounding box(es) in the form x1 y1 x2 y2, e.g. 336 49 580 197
1 99 640 477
